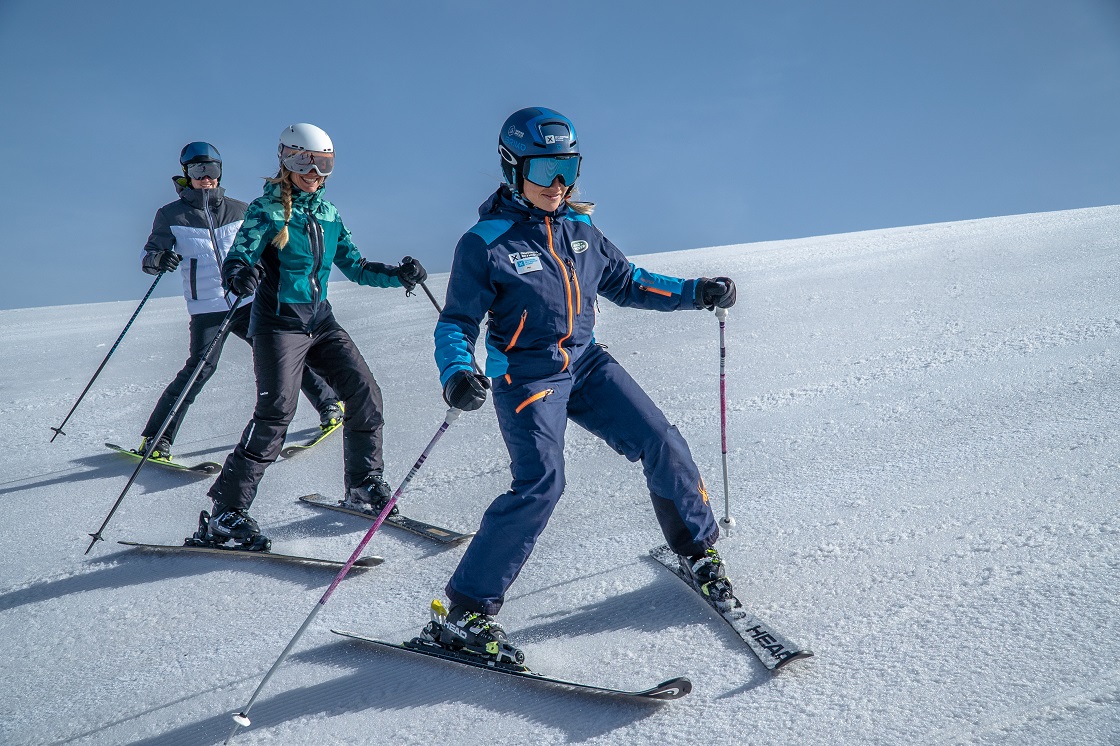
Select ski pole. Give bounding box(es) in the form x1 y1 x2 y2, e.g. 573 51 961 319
85 296 245 554
50 272 165 442
715 305 736 535
225 408 462 743
416 276 444 314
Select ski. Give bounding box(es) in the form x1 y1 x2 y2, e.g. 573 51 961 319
332 629 691 700
649 544 813 670
280 421 342 458
118 541 383 570
298 493 474 545
105 442 222 475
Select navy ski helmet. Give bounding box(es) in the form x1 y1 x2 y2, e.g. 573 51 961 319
498 107 580 194
179 142 222 181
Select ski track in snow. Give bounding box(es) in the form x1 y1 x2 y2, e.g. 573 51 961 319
1 206 1117 745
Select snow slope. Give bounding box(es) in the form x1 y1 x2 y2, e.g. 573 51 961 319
1 205 1117 745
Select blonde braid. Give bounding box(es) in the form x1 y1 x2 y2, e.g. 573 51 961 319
267 171 293 249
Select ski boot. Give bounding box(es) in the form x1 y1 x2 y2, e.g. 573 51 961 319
422 599 524 665
185 506 271 551
319 400 345 431
680 547 735 610
343 473 397 517
139 435 173 461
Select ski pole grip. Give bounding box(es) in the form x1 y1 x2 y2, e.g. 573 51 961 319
715 306 729 320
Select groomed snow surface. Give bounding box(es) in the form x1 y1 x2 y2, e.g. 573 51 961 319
2 206 1117 745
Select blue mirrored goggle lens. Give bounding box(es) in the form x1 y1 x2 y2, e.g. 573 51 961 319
185 161 221 180
524 156 580 187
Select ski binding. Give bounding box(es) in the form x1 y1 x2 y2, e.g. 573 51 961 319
105 442 222 475
649 544 813 670
333 629 691 700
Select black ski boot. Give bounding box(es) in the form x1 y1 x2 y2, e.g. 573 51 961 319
422 600 524 665
680 547 734 609
186 506 270 551
139 435 173 461
319 400 345 431
343 473 397 516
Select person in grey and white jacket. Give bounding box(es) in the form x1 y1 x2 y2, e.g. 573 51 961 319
137 142 341 461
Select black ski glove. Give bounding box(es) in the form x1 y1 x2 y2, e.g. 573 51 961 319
158 251 182 272
396 256 428 291
142 250 182 275
695 277 737 310
443 370 490 412
223 261 260 299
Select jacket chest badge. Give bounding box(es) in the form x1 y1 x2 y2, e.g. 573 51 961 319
508 251 543 275
571 240 589 253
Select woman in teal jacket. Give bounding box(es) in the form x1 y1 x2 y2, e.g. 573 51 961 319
198 123 426 548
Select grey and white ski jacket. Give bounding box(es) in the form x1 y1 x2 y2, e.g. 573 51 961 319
141 177 251 315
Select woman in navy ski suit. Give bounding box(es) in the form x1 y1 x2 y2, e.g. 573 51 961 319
428 107 738 655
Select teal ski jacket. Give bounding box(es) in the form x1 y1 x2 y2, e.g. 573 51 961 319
224 181 402 335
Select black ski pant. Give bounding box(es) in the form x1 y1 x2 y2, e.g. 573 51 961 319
207 320 385 511
142 304 337 444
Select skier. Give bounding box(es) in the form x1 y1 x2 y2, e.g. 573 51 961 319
138 142 344 462
424 107 738 661
196 124 426 549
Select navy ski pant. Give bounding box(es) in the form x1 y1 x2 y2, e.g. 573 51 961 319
446 344 718 615
142 304 337 444
208 319 384 511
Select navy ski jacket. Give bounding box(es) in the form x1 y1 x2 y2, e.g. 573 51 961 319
435 187 703 385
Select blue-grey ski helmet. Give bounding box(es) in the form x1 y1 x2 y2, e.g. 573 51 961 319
498 107 580 193
179 142 222 181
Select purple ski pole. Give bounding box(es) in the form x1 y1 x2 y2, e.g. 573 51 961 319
225 408 462 743
715 306 736 534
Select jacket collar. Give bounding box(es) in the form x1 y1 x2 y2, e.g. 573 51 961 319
175 177 226 209
479 185 570 224
263 179 325 209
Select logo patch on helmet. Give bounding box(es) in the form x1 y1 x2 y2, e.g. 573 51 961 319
507 125 525 139
544 134 570 145
571 240 589 254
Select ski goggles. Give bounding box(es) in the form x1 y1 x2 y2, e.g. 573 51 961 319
185 161 222 180
523 155 581 187
280 146 335 176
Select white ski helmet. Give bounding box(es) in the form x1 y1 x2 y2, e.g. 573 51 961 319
278 123 334 154
278 123 335 176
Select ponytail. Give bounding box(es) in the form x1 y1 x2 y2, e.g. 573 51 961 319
565 185 595 216
266 170 294 249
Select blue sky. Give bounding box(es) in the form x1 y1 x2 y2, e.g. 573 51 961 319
1 0 1117 311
